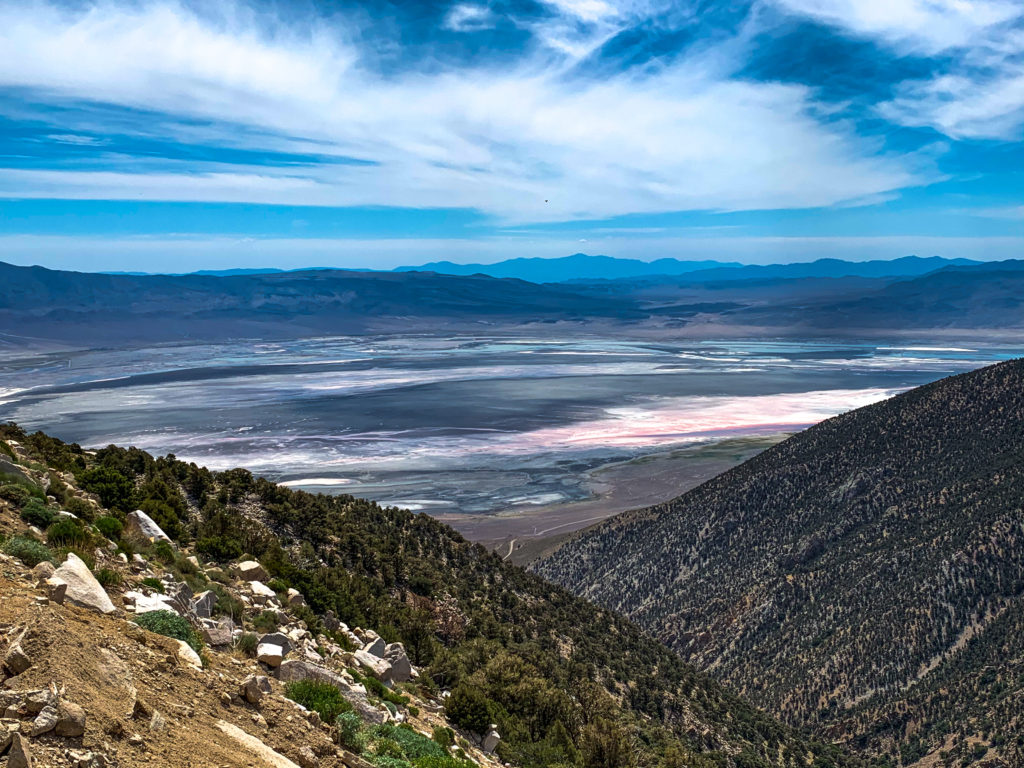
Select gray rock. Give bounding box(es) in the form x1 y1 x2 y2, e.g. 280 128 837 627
3 635 31 677
124 510 173 547
53 553 116 614
201 620 233 647
482 726 501 753
7 732 32 768
240 674 272 705
286 588 306 608
362 636 386 658
31 703 58 736
230 560 268 582
295 745 319 768
383 643 413 683
353 649 392 681
56 700 87 737
323 610 340 632
31 562 55 581
258 632 293 655
192 590 216 619
42 577 67 605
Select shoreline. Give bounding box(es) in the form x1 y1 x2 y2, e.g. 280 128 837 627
434 433 788 565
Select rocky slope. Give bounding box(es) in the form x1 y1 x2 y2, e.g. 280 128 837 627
0 424 862 768
536 358 1024 766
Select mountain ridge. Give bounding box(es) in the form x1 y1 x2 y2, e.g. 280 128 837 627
535 358 1024 765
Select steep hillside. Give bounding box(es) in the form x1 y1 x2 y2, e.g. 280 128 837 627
0 424 863 768
536 359 1024 766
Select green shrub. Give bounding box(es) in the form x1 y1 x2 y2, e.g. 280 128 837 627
0 483 30 507
46 517 90 548
284 680 353 723
266 578 289 594
236 632 259 657
141 577 165 593
374 738 405 760
196 535 243 562
64 496 96 521
151 540 175 564
369 757 411 768
95 568 123 587
412 756 477 768
445 683 492 735
134 609 203 655
372 724 445 760
336 711 366 752
95 516 124 541
1 535 54 567
253 610 278 633
80 466 135 512
20 499 56 528
432 726 454 749
209 582 245 619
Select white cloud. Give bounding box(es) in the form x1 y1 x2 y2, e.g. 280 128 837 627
0 0 931 221
768 0 1020 54
444 4 495 32
769 0 1024 140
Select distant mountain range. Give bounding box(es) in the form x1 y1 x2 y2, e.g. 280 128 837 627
535 358 1024 764
395 253 976 283
2 257 1022 347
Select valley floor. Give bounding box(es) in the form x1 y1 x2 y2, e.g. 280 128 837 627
436 435 784 564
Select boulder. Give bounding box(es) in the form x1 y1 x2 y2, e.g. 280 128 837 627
55 701 87 737
258 632 293 655
31 562 55 581
275 661 387 725
176 641 203 670
201 620 233 647
249 581 276 605
7 732 32 768
31 704 58 736
482 726 501 753
295 745 319 768
42 577 67 605
286 588 306 608
362 636 386 658
323 611 340 632
192 590 216 619
383 643 413 683
123 591 179 615
231 561 268 582
240 674 272 705
257 643 284 668
353 649 392 681
3 633 31 676
124 510 173 547
53 554 115 614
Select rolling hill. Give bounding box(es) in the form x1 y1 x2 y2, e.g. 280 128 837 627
535 359 1024 766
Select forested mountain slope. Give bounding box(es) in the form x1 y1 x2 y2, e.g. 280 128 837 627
536 359 1024 766
0 423 863 768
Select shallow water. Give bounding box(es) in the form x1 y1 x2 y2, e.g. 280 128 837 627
0 336 1018 514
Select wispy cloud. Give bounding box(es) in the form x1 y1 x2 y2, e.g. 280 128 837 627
768 0 1024 139
0 0 933 223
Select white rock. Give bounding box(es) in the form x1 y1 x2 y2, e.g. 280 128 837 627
54 553 115 614
125 509 173 546
176 640 203 670
249 581 276 598
257 643 284 668
124 590 180 615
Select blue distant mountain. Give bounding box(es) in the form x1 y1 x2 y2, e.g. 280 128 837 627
396 253 978 283
394 253 742 282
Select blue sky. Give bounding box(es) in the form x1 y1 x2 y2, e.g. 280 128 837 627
0 0 1022 272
